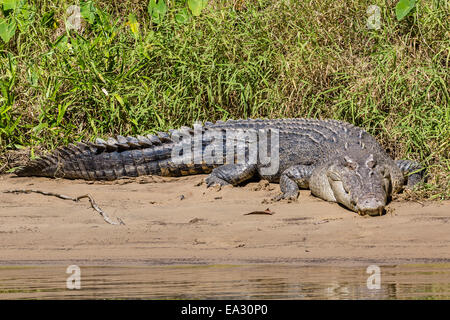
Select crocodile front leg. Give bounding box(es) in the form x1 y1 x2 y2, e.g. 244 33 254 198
274 165 314 200
395 160 426 188
205 164 258 187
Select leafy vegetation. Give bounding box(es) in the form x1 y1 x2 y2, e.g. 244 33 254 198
395 0 416 21
0 0 448 199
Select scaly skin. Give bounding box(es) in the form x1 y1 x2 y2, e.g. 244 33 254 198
16 118 426 216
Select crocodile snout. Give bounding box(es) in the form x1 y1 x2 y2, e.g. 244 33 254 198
357 198 385 216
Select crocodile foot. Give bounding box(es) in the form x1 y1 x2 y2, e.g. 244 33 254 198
205 175 231 187
271 191 299 202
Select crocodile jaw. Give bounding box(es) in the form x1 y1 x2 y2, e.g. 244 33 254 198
309 162 390 216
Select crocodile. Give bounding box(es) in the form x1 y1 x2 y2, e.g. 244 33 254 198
16 118 425 216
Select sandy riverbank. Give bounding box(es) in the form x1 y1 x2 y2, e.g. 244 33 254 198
0 174 449 266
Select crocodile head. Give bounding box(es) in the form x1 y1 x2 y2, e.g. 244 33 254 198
309 146 404 216
325 151 394 216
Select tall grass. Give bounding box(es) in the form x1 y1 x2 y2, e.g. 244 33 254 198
0 0 448 198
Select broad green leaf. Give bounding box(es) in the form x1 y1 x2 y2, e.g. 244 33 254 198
80 1 96 24
187 0 207 17
395 0 416 21
1 0 18 11
147 0 167 24
127 13 140 38
175 8 190 24
0 18 16 43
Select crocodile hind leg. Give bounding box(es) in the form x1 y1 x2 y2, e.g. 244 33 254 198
274 164 314 201
395 160 426 188
205 164 258 187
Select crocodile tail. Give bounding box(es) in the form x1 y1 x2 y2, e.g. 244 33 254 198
15 133 182 180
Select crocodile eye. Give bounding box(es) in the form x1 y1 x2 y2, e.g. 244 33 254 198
344 156 357 170
348 162 357 170
366 154 376 168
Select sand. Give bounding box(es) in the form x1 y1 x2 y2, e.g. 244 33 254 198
0 174 449 266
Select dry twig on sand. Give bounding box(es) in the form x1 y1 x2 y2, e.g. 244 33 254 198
244 208 275 215
3 189 124 226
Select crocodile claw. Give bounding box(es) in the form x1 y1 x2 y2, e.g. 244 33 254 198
205 176 230 188
272 191 299 202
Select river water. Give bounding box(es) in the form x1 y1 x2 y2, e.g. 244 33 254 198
0 264 449 299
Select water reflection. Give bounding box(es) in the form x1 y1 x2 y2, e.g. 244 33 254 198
0 264 449 299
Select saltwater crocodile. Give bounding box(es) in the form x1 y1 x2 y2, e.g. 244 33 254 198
16 118 425 216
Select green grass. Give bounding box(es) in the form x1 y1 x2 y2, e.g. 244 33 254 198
0 0 448 199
